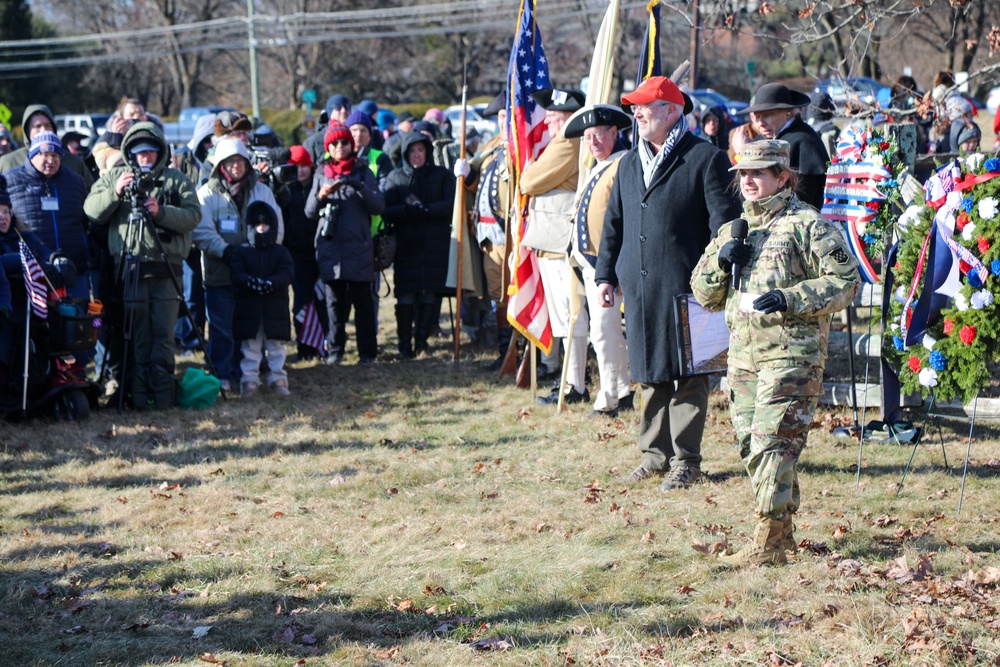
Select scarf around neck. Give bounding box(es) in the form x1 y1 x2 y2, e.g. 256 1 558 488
324 155 358 179
638 113 689 188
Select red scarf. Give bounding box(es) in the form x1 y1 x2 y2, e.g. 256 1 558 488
324 156 357 179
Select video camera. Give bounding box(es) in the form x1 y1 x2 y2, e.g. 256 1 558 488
249 135 296 186
126 168 162 200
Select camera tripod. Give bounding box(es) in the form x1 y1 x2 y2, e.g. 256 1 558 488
103 171 224 412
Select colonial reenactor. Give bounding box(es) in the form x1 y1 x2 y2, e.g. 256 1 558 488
691 140 860 565
459 93 515 371
563 104 633 417
519 86 589 401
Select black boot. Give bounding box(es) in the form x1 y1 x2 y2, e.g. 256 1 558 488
414 301 436 356
395 303 415 358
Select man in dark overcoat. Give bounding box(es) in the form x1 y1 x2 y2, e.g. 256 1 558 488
746 83 829 210
596 76 741 490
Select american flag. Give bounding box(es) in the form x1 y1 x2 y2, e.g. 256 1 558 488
295 301 326 357
505 0 553 354
19 240 47 319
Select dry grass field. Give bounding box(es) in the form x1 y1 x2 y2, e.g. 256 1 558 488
2 296 1000 667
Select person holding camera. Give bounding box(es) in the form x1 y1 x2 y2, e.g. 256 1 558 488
193 138 284 393
691 140 859 566
382 131 455 359
304 120 384 365
84 122 202 409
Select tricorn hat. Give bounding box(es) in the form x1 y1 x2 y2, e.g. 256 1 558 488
744 83 811 114
563 104 632 139
483 92 506 117
530 87 585 113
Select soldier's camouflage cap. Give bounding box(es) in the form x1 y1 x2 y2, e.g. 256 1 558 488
730 139 791 171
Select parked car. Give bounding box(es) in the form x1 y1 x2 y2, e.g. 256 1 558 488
814 76 890 111
443 105 498 141
687 88 749 126
162 106 235 147
54 113 112 148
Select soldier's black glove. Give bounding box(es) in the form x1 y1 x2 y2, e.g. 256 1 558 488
753 290 787 314
718 239 752 271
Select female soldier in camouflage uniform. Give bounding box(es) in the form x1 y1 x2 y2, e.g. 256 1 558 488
691 140 860 566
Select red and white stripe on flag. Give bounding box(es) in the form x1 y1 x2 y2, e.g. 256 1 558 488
19 240 47 319
295 300 326 357
505 0 553 354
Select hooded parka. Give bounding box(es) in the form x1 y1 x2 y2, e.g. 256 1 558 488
192 140 284 288
382 132 456 295
230 216 294 341
84 122 202 274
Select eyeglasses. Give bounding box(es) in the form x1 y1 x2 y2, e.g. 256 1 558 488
629 102 671 115
330 139 352 147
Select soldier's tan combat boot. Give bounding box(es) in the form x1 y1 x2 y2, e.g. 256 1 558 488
780 515 796 553
718 515 787 567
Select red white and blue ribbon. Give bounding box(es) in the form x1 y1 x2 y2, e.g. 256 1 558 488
822 139 893 284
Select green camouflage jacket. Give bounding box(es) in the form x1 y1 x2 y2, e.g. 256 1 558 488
690 189 860 369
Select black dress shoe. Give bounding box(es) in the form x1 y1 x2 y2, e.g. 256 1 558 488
588 407 618 418
536 387 590 406
617 392 635 412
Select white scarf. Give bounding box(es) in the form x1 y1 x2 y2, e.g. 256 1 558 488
638 114 689 188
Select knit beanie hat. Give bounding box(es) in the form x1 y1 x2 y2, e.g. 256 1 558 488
288 145 313 169
324 120 354 153
345 110 372 133
28 132 64 159
376 109 397 132
956 122 982 147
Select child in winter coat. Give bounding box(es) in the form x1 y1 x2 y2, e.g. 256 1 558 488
231 201 294 397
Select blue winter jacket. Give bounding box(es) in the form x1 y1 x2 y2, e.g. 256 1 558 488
5 159 91 271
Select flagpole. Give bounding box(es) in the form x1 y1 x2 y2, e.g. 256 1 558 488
453 56 469 371
21 293 30 413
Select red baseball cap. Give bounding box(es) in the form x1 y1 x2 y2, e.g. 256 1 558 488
620 76 693 115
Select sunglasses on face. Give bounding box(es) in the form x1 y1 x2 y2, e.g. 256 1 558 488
330 139 352 147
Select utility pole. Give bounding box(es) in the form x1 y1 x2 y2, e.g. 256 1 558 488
248 0 261 120
689 0 700 89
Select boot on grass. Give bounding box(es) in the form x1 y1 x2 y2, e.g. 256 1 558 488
780 514 796 553
718 514 788 567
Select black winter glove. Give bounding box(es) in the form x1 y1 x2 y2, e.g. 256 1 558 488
718 239 752 271
222 245 235 265
753 290 788 314
260 279 275 294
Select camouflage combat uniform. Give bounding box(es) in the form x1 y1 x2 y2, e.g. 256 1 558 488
691 189 859 520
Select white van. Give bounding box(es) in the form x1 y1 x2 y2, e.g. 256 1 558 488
54 114 112 147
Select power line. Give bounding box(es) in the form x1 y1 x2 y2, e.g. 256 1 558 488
0 1 648 73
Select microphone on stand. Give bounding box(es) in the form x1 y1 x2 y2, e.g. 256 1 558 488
730 217 749 290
